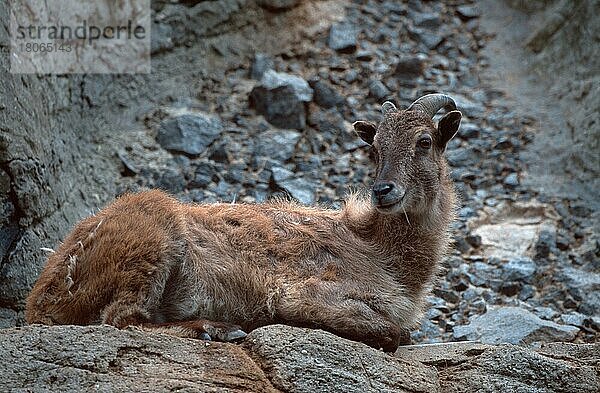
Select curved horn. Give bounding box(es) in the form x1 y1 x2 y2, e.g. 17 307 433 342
407 93 457 118
381 101 397 116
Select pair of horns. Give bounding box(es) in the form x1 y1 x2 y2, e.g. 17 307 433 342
381 93 457 118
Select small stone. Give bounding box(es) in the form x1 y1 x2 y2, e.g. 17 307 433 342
559 312 589 328
502 256 536 283
276 178 317 205
452 279 469 292
426 308 443 320
154 168 186 193
560 267 600 316
447 146 480 167
503 173 519 188
117 150 138 176
344 70 359 84
459 123 480 139
271 166 294 182
257 0 300 10
535 224 556 259
465 234 482 248
411 28 444 49
458 207 476 218
309 79 344 109
533 306 559 320
518 284 536 300
419 319 441 340
368 79 390 100
190 162 216 188
453 306 579 345
433 288 460 304
394 57 425 79
556 231 570 251
209 143 229 164
254 129 301 163
156 113 223 156
456 5 481 20
250 70 313 129
412 12 441 28
250 53 275 80
328 23 358 53
355 50 373 61
499 281 521 297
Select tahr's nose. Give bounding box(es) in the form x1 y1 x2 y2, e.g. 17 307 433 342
373 182 395 198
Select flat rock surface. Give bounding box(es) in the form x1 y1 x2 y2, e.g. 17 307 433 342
0 325 277 393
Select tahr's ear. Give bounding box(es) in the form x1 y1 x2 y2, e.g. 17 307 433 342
353 120 377 145
437 110 462 150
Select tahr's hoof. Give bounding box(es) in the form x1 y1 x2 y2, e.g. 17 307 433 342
199 332 212 341
223 329 247 342
203 322 248 343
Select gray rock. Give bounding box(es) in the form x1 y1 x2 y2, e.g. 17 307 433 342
0 307 21 328
271 166 294 182
503 173 519 188
453 306 579 345
534 306 559 320
328 23 358 53
277 178 317 205
452 93 486 117
250 53 275 80
534 223 557 259
257 0 300 11
394 57 425 79
157 113 223 156
254 129 302 162
411 12 441 29
190 162 216 188
459 123 480 139
502 256 536 283
456 5 481 20
245 324 441 393
400 342 600 393
446 146 480 167
560 267 600 316
309 79 344 109
411 28 444 49
368 79 390 100
250 70 313 129
559 312 590 328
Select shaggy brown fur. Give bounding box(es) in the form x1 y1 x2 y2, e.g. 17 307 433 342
26 102 460 352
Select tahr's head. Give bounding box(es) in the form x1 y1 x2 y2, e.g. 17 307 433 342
353 94 461 215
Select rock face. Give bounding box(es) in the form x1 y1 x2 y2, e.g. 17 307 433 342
1 324 597 393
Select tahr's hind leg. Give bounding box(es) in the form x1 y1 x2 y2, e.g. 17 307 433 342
100 294 247 342
139 320 247 342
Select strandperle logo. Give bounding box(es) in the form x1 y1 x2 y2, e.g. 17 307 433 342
10 0 151 74
15 20 147 45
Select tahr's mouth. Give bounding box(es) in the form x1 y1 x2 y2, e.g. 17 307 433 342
373 194 406 214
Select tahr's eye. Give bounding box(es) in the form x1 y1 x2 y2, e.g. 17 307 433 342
417 135 432 149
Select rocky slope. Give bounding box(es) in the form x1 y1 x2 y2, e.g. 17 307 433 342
0 0 598 390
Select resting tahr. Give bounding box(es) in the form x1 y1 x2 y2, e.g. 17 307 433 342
26 93 461 352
